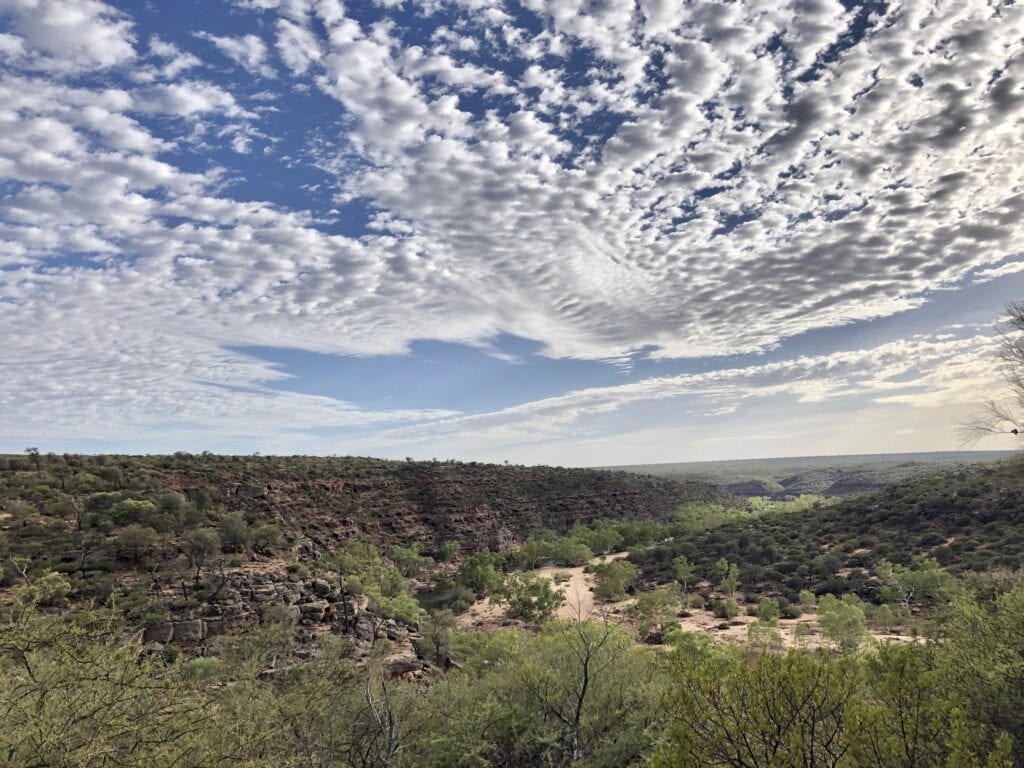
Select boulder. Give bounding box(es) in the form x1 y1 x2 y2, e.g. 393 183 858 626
298 599 329 622
171 619 206 643
142 622 173 644
385 656 426 678
385 621 408 642
354 617 375 642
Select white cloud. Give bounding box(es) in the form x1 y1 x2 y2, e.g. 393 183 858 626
0 0 135 71
1 0 1023 456
196 31 276 78
361 334 1003 451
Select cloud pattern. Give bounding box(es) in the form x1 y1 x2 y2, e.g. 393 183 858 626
0 0 1021 458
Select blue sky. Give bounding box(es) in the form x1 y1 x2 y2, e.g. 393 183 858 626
1 0 1023 464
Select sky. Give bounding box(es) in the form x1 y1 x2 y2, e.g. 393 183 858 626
1 0 1023 465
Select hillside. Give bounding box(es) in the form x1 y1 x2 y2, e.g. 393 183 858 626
603 451 1013 498
632 456 1024 600
0 452 734 599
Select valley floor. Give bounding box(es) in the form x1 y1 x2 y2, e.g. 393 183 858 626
460 550 917 649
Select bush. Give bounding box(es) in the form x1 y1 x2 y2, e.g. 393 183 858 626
497 573 565 624
712 599 740 620
251 523 284 555
591 560 640 602
780 603 803 619
218 512 250 552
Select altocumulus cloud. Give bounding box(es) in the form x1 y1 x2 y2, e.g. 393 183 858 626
0 0 1022 457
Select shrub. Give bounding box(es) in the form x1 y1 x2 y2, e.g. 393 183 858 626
251 523 284 555
496 573 565 624
712 599 740 620
591 560 640 602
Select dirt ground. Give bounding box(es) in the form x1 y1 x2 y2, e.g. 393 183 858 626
458 552 918 648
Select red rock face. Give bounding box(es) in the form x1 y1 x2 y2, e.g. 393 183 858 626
162 456 738 551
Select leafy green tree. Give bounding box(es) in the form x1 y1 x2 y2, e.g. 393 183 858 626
437 540 460 562
652 646 858 768
497 572 566 624
0 587 214 767
629 584 682 639
110 498 158 526
116 523 160 562
458 551 504 597
937 582 1024 762
847 642 1015 768
876 558 954 611
871 603 899 634
720 561 740 600
818 593 867 653
591 559 639 602
713 557 730 584
251 522 284 555
513 619 659 766
756 598 780 622
24 446 40 472
711 599 740 620
184 527 221 580
391 543 434 578
672 555 694 593
218 511 250 552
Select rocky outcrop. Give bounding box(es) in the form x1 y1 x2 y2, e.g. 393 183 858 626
160 456 739 553
145 563 420 655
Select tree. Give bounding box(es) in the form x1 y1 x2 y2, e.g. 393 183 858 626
713 557 730 584
653 646 857 768
0 588 215 766
516 618 643 766
872 603 899 634
629 584 682 640
962 300 1024 442
672 555 695 593
415 610 456 667
457 551 504 597
251 523 284 555
876 558 954 611
756 598 780 622
437 541 459 562
818 594 867 653
591 560 639 602
185 527 221 580
116 524 160 562
219 512 250 552
847 642 1016 768
390 543 433 578
721 562 740 601
497 572 566 624
23 447 40 472
937 582 1024 762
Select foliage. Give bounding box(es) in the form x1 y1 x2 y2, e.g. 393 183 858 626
818 593 867 654
496 572 566 624
629 584 682 639
591 559 639 602
250 523 284 555
632 457 1024 597
218 511 250 552
391 543 434 578
457 551 505 597
671 555 694 592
